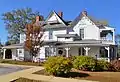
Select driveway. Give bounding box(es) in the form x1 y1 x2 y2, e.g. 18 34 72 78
0 65 27 76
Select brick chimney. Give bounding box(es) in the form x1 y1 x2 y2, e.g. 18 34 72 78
36 16 40 22
58 11 63 18
81 11 87 16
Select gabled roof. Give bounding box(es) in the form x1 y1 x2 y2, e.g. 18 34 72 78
71 11 106 29
70 13 82 27
43 24 70 30
2 43 24 49
45 11 67 25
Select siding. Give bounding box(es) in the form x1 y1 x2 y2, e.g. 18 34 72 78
88 46 100 58
69 47 79 56
73 16 100 40
53 30 67 41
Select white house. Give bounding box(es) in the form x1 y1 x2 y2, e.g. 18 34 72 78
2 11 117 62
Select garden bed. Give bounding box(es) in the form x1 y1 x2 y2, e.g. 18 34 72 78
33 69 89 78
11 77 47 82
34 69 120 82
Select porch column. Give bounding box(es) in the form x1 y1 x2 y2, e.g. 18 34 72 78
112 29 115 44
55 47 58 56
105 47 110 62
114 46 118 59
3 49 6 59
84 47 90 56
65 47 70 57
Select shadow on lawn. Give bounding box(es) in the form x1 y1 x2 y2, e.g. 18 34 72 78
57 72 89 78
34 69 89 78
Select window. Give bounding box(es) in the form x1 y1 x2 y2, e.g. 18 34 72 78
49 31 53 39
19 50 22 53
45 47 50 57
79 48 85 56
80 29 84 39
100 47 108 58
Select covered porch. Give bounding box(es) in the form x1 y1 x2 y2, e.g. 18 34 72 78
44 40 117 62
2 43 24 61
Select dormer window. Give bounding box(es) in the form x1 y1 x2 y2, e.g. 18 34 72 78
80 29 84 39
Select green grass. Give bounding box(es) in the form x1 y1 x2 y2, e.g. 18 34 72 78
11 77 47 82
0 59 43 66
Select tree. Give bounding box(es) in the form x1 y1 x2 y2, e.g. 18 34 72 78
115 34 120 57
5 41 12 46
25 16 44 61
88 16 108 26
2 8 40 44
0 40 3 59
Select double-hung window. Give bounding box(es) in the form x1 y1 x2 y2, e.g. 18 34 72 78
80 29 84 39
49 30 53 39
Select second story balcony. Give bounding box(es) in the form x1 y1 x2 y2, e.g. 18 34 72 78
100 28 115 44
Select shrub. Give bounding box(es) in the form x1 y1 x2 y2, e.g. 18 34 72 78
44 56 72 76
69 56 76 63
110 59 120 71
73 56 96 71
96 60 110 71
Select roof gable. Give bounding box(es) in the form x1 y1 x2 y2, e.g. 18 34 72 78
71 11 87 27
71 11 106 29
46 11 66 25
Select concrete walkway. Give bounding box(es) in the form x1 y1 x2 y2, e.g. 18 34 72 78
0 63 98 82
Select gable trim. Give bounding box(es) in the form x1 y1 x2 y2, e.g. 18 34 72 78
45 11 66 25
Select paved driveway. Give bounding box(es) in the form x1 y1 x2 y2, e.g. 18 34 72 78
0 64 96 82
0 65 28 76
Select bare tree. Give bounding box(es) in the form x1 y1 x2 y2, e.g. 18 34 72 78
115 34 120 57
25 16 44 61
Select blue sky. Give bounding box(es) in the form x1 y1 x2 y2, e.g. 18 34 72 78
0 0 120 43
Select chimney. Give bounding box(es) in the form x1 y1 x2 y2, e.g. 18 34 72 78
36 16 40 22
81 11 87 16
58 11 63 18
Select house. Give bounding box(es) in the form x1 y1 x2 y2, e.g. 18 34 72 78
2 11 117 62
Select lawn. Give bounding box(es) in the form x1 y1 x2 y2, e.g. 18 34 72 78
11 77 47 82
34 69 120 82
0 59 43 66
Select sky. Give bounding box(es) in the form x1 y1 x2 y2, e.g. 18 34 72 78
0 0 120 43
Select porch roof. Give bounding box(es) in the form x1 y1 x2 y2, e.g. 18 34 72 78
43 40 113 47
57 43 110 47
62 39 102 44
56 34 77 38
2 43 24 49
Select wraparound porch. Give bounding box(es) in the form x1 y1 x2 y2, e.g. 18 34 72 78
45 43 117 62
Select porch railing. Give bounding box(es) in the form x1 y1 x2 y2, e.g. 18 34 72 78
97 57 109 62
100 38 114 44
